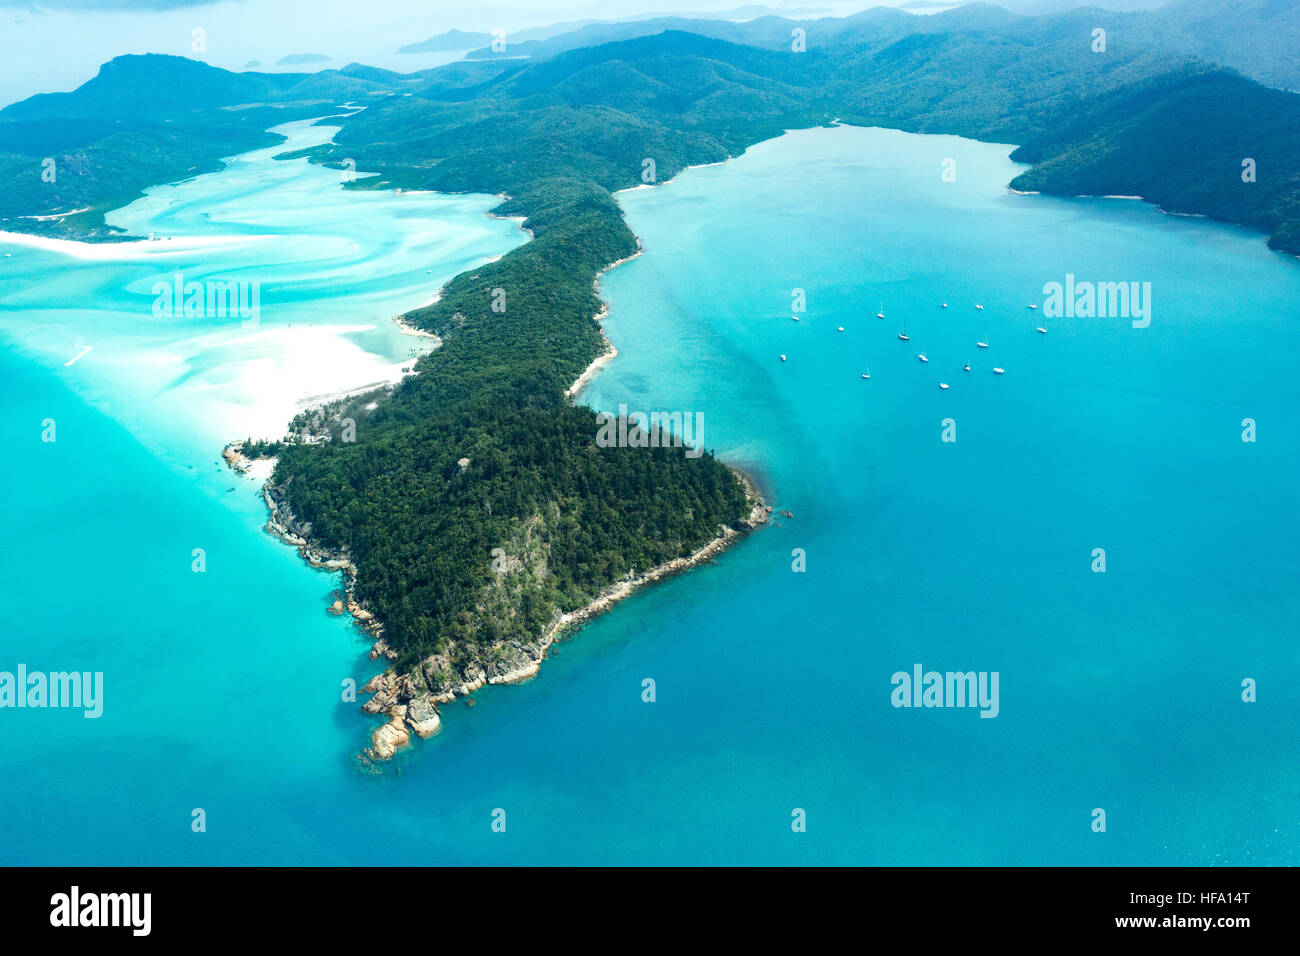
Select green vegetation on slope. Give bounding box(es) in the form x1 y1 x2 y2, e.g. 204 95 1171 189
5 14 1300 674
0 54 403 238
261 25 1300 670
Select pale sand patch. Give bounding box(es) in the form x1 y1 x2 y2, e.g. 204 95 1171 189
566 343 618 400
103 323 431 444
0 230 273 261
395 313 441 339
566 247 644 400
226 325 427 438
17 207 91 221
245 457 277 482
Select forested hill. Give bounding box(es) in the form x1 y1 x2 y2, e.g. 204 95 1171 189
460 1 1300 92
3 16 1298 693
303 26 1300 256
259 25 1300 681
0 55 412 238
6 11 1299 252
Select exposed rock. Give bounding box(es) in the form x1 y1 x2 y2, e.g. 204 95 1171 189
361 672 399 714
406 695 442 738
397 674 420 700
361 673 390 695
328 599 345 615
368 712 410 760
485 643 544 685
456 666 488 696
221 443 250 473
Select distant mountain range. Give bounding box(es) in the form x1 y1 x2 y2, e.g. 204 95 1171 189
276 53 332 67
1001 0 1171 11
0 55 409 236
1153 0 1300 91
398 5 833 57
398 29 492 54
4 4 1298 246
452 1 1299 91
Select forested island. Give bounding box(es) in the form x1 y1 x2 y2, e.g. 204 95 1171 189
4 1 1299 759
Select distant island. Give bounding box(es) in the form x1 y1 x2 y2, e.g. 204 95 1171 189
276 53 332 66
397 28 492 53
3 1 1299 760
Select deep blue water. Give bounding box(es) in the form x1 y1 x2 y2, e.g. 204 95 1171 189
1 123 1295 864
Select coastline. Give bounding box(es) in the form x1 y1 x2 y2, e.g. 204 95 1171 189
566 245 645 399
235 226 770 762
394 313 442 340
349 235 770 761
0 228 271 259
565 334 617 400
354 464 768 762
219 135 768 766
348 221 766 762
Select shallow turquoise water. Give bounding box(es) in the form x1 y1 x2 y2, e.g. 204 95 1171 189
1 123 1295 865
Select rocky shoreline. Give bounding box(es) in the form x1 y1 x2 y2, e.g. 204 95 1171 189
225 440 392 649
227 431 768 763
224 231 768 764
353 465 768 761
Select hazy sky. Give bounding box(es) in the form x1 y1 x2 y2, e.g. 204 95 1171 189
0 0 914 108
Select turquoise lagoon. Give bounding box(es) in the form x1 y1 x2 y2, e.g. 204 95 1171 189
0 122 1295 864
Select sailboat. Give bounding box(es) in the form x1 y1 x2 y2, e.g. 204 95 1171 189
939 381 950 390
963 360 971 371
917 348 928 363
976 335 989 349
941 302 948 309
861 366 871 380
780 354 786 362
876 301 885 319
898 317 910 341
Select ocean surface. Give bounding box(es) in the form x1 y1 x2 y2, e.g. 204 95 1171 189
1 122 1296 865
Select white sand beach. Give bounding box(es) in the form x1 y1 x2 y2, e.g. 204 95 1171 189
0 230 272 261
171 322 431 442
